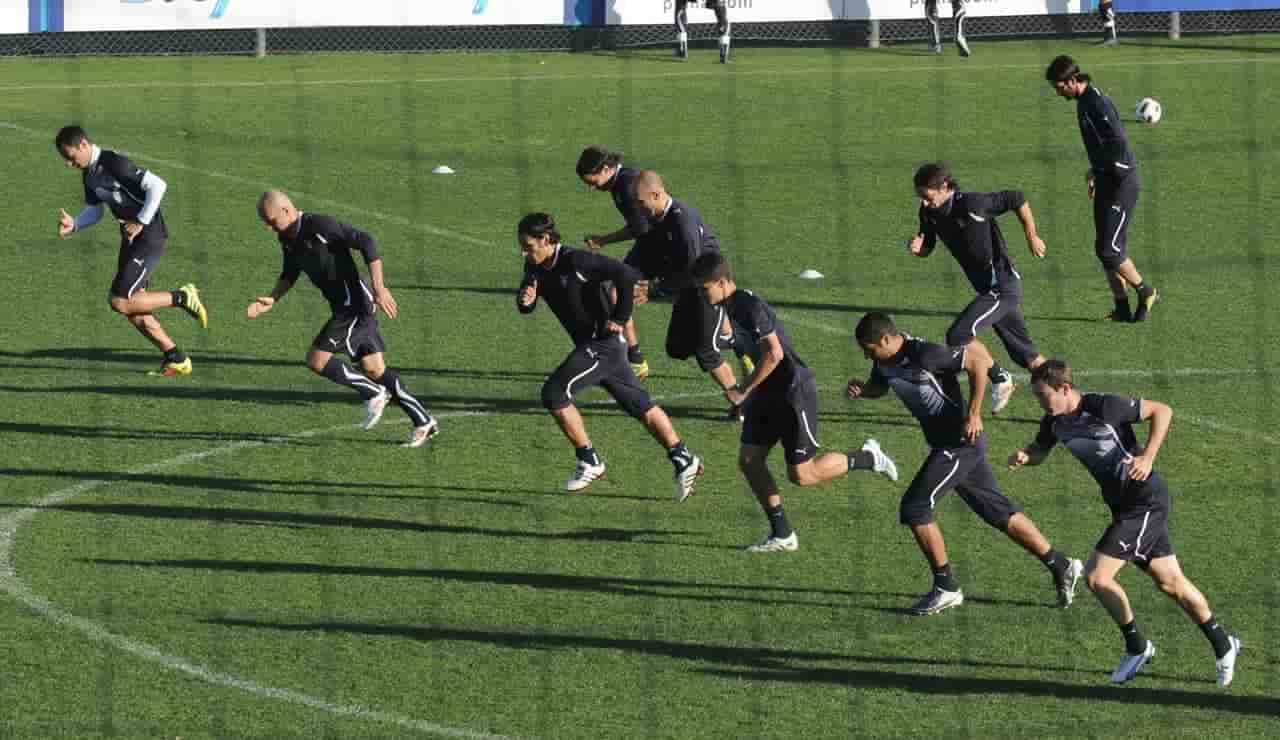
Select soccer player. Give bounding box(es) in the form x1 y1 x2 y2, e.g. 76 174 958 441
909 163 1048 414
1099 0 1120 46
1009 360 1242 686
694 254 899 552
850 312 1083 616
54 125 207 376
577 145 655 379
924 0 970 57
1046 55 1158 323
248 190 437 448
674 0 731 63
516 212 703 499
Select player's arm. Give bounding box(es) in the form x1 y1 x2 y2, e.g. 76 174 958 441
248 251 300 318
59 204 104 238
516 266 538 314
1086 97 1131 176
987 190 1048 259
909 207 936 256
736 332 784 400
578 251 638 332
1009 416 1058 469
846 376 889 400
586 224 640 250
1130 398 1173 481
333 220 397 319
959 339 993 443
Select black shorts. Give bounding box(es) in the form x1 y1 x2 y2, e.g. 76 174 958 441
740 376 821 466
542 333 654 419
666 286 729 372
900 437 1023 527
946 288 1041 370
623 243 665 280
109 226 166 299
1097 480 1174 568
1093 171 1140 271
311 311 386 360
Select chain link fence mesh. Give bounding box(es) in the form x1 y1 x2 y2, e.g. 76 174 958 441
1 12 1278 57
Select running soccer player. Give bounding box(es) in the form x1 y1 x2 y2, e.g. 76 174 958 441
54 125 208 376
248 190 437 448
850 312 1082 616
695 254 898 552
923 0 970 57
517 212 703 499
1009 359 1242 686
674 0 731 63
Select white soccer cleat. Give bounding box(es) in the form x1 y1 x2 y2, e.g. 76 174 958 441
909 586 964 616
1216 635 1243 688
862 438 899 482
990 372 1016 415
362 388 390 430
746 531 798 553
402 418 439 449
1111 640 1156 684
566 461 606 492
1057 558 1085 608
674 454 703 503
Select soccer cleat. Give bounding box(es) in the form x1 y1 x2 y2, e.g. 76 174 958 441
1132 289 1159 323
156 357 192 377
910 586 965 616
990 371 1016 415
1111 640 1155 683
862 438 899 482
1101 37 1120 47
631 359 650 380
737 352 755 379
955 34 971 57
362 387 390 430
179 283 208 329
566 460 606 492
1056 558 1085 608
719 42 730 64
930 43 943 54
675 43 688 61
1216 635 1242 687
402 418 439 448
674 454 704 502
1104 308 1133 323
747 531 799 553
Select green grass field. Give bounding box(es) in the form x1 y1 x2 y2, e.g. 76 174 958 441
2 35 1279 739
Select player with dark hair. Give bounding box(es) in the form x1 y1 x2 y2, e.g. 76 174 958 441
1009 360 1242 686
695 254 898 552
517 212 703 498
924 0 970 57
248 190 437 448
674 0 731 63
850 311 1082 616
1046 55 1158 323
909 162 1048 415
54 124 208 376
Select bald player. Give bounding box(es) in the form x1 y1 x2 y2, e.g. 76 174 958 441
248 191 438 448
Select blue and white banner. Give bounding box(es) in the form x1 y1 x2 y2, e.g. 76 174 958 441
609 0 1089 23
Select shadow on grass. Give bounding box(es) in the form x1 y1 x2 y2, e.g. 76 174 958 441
771 300 1100 324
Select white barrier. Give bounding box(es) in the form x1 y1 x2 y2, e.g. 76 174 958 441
607 0 1088 24
1 4 27 34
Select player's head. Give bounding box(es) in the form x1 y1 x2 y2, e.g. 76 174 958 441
257 190 299 234
55 125 93 169
855 311 903 361
1046 55 1090 99
577 146 623 190
913 162 957 209
1030 359 1078 415
692 252 735 305
517 212 561 266
633 170 670 218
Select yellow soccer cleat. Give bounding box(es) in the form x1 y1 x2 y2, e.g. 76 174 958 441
154 357 192 377
737 353 755 378
631 359 650 380
180 283 208 329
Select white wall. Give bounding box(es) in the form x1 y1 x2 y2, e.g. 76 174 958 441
606 0 1087 23
0 4 28 34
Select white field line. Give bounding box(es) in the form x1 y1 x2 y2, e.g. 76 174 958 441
0 54 1276 93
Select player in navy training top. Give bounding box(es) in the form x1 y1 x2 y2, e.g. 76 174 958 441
248 190 437 448
850 312 1082 616
694 254 899 553
1047 55 1159 323
1008 359 1242 687
674 0 731 63
516 213 703 500
54 125 208 376
910 162 1049 415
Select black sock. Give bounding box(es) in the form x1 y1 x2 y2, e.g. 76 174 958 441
1198 615 1232 659
575 444 601 467
320 357 382 400
988 365 1010 384
170 290 187 308
764 504 792 539
847 450 874 471
667 440 693 469
1040 549 1070 578
1135 282 1154 299
1120 619 1147 655
163 347 186 364
627 345 645 364
1114 296 1132 317
377 368 431 427
932 562 960 592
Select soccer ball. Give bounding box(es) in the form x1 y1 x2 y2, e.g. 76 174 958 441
1136 97 1163 125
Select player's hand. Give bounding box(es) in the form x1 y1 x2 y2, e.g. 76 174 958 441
123 221 143 243
846 378 866 399
634 280 650 306
519 280 538 308
246 296 275 319
908 233 926 256
1027 234 1047 259
375 287 398 319
1128 453 1155 482
1007 449 1031 470
604 320 624 335
58 209 75 238
724 385 747 407
584 235 605 251
964 413 984 444
1086 173 1096 200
